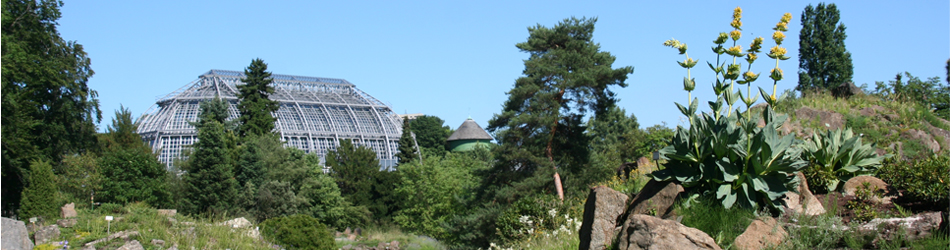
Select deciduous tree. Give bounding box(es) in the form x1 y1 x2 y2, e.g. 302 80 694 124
2 0 100 217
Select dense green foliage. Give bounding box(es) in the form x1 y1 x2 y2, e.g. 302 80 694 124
56 153 101 206
676 196 755 248
801 127 889 193
587 106 640 163
877 155 950 207
798 3 853 94
395 118 419 165
19 160 58 220
486 17 633 202
2 0 101 217
393 152 488 238
409 115 453 155
872 72 949 120
98 148 170 207
259 214 335 250
182 98 239 216
326 139 397 221
237 58 279 137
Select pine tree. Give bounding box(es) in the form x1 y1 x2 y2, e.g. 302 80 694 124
396 118 419 165
19 160 57 220
486 17 633 200
798 3 853 94
237 58 279 137
182 98 238 216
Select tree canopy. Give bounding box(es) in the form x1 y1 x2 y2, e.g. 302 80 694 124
486 17 633 201
2 0 101 217
798 3 853 94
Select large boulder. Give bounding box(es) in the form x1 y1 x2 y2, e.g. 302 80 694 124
795 107 844 132
625 180 683 219
616 214 721 250
782 172 825 216
733 217 786 250
832 81 864 99
34 224 61 245
1 217 34 250
222 217 251 228
579 186 631 250
900 129 940 153
61 203 77 218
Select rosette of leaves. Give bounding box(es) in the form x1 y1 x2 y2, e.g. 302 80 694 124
802 128 890 193
652 102 807 210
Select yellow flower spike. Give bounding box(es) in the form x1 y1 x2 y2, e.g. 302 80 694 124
748 37 764 52
743 71 758 81
745 53 758 63
731 7 743 30
772 31 786 45
714 32 729 44
770 68 784 81
781 13 793 24
726 45 744 57
767 46 787 59
730 30 742 41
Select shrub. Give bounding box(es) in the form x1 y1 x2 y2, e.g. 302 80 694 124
802 127 890 193
19 160 58 220
260 214 334 250
877 154 950 206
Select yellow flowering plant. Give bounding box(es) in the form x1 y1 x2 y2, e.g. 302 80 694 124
653 8 806 211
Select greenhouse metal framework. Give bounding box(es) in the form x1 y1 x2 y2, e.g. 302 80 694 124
136 69 403 169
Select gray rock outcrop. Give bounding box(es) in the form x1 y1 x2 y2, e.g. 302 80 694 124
116 240 144 250
579 186 630 250
617 214 721 250
34 224 61 245
1 217 34 250
625 180 683 219
61 203 77 218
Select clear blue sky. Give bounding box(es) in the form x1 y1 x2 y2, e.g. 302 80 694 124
57 0 949 132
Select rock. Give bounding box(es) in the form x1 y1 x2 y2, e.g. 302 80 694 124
181 227 196 239
61 203 78 218
782 172 825 216
167 244 179 250
843 176 887 196
85 230 141 247
377 241 387 249
116 240 145 250
2 217 35 250
347 233 357 241
925 123 950 153
859 212 943 241
57 218 78 228
901 129 940 153
81 245 96 250
859 105 885 117
222 217 251 228
616 214 721 250
157 209 177 217
344 227 352 235
832 81 863 98
390 240 400 249
151 239 165 246
354 227 362 236
636 157 654 174
34 224 61 245
626 180 683 219
734 217 786 250
580 186 631 250
795 107 844 131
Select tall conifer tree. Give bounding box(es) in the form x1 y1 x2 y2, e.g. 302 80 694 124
798 3 853 93
237 58 279 137
487 17 633 200
182 98 238 216
396 118 419 165
18 160 57 220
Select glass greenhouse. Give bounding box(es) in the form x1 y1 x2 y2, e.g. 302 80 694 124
136 70 403 169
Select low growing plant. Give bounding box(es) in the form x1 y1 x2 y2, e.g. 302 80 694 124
802 127 890 193
652 7 807 210
260 214 335 250
877 154 950 206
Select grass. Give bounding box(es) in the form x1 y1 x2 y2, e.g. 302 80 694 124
674 195 757 249
343 223 447 249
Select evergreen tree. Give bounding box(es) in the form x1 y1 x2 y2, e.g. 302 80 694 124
100 106 150 153
326 139 395 219
182 98 238 216
396 118 419 165
798 3 853 94
237 58 279 137
19 160 57 220
2 0 101 217
98 147 170 207
486 17 633 201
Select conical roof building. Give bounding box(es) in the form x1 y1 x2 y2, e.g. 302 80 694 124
446 118 493 152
